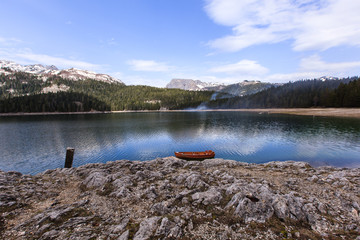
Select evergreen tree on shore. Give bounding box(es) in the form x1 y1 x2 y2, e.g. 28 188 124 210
0 72 213 112
207 78 360 109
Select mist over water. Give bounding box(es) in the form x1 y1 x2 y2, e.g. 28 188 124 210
0 112 359 174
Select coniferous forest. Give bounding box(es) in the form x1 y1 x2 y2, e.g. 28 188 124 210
206 77 360 109
0 72 213 112
0 71 359 113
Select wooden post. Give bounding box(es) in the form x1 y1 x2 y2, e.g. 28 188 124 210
64 148 75 168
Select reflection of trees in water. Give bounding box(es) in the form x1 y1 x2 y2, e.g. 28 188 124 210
1 112 359 174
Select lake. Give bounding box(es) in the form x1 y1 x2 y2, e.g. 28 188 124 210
0 111 359 174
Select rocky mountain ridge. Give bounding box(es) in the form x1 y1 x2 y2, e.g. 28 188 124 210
166 79 277 97
166 79 226 91
0 60 122 84
166 77 341 98
1 157 359 239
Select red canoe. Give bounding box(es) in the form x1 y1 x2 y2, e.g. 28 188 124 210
174 150 215 160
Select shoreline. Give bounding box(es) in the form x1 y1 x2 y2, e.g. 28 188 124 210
1 108 360 118
215 108 360 118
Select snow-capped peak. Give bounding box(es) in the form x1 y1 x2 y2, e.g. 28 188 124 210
318 76 339 82
0 60 123 84
166 79 225 91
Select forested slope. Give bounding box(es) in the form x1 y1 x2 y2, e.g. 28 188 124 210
1 71 359 113
207 77 360 109
0 72 213 112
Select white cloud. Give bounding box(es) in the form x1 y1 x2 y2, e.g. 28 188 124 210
0 37 22 46
18 53 100 70
127 59 173 72
204 0 360 52
293 0 360 51
300 55 360 73
111 71 124 80
208 28 286 52
210 60 268 75
263 55 360 83
120 75 168 87
0 47 102 71
264 72 325 83
202 55 360 84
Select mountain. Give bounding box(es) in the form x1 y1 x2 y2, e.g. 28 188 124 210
0 60 123 84
318 76 339 81
0 67 213 112
166 79 225 91
166 78 278 97
207 77 360 109
218 80 276 97
2 59 357 112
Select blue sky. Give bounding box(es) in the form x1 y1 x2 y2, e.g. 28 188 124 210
1 0 360 87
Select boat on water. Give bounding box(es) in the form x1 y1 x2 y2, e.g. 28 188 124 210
174 150 215 160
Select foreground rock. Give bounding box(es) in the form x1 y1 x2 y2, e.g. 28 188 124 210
1 157 359 239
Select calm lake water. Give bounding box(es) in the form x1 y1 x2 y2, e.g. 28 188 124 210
0 111 359 174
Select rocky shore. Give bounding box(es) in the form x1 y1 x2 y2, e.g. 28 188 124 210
1 157 359 239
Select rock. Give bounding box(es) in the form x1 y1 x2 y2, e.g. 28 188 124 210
226 182 244 195
220 173 235 183
234 194 274 223
273 192 307 221
113 176 133 188
40 230 58 239
155 217 175 236
151 200 173 215
191 187 222 205
168 225 182 238
144 184 158 200
185 173 208 189
117 230 129 240
0 157 359 239
112 218 129 234
134 216 161 240
0 194 17 208
82 171 108 188
110 186 131 198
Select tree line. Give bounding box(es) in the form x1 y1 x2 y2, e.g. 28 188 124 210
0 92 110 113
0 72 213 112
1 72 359 113
206 77 360 109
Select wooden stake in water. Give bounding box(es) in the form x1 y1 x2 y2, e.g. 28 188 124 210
64 148 75 168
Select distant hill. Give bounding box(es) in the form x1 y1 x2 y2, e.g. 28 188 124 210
166 79 225 91
166 78 279 98
0 71 213 112
207 77 360 109
0 60 123 84
2 60 359 112
218 80 276 96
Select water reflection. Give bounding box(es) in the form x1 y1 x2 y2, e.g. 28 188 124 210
0 112 359 174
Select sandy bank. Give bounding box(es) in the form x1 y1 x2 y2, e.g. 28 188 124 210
219 108 360 118
169 108 360 118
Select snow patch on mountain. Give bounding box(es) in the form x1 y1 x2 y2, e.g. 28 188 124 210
318 76 339 82
41 84 70 93
166 79 225 91
165 78 277 97
0 60 123 84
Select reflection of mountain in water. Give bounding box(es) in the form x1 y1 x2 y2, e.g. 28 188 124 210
1 112 359 174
